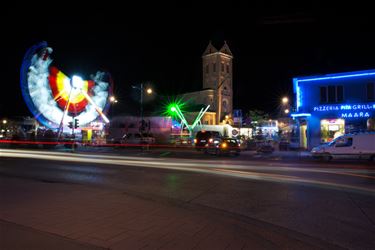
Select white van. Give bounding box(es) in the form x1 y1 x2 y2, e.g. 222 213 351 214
311 133 375 161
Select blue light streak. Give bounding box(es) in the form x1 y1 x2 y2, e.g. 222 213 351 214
291 113 311 118
297 72 375 82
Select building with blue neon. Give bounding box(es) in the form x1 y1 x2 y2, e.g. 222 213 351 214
292 69 375 150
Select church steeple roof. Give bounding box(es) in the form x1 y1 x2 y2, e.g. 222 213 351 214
202 41 218 56
219 41 233 56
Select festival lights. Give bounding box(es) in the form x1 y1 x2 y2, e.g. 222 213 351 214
20 42 112 131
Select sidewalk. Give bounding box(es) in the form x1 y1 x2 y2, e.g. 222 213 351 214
0 177 341 250
0 219 105 250
243 150 312 158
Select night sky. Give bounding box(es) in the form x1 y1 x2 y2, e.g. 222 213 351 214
1 2 375 118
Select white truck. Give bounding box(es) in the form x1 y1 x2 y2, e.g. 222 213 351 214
311 132 375 161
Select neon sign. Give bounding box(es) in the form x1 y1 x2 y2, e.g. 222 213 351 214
291 113 311 118
313 103 375 112
341 112 370 118
312 103 374 119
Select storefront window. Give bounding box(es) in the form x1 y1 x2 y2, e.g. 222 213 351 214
320 119 345 143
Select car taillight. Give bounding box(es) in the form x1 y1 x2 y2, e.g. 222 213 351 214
221 142 227 148
209 138 213 143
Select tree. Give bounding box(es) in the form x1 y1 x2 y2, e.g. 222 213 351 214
246 110 270 126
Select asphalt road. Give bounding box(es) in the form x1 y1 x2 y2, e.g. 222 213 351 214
1 148 375 249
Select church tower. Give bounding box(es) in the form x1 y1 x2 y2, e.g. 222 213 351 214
202 41 233 124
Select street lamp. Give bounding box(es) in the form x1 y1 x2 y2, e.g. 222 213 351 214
132 83 153 132
282 97 289 105
110 96 116 103
2 119 7 124
109 96 118 119
281 96 290 117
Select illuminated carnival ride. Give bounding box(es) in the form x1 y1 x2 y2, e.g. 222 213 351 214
20 42 112 136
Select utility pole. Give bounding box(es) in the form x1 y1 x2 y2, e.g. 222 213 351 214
140 82 144 131
132 83 152 134
68 116 76 152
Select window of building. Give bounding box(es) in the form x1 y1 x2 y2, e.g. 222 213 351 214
222 100 227 112
213 63 216 72
328 86 336 102
320 86 327 103
221 63 224 72
367 82 375 100
205 64 209 74
320 85 344 103
336 85 344 102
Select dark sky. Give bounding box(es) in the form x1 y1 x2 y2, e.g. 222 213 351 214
1 2 375 117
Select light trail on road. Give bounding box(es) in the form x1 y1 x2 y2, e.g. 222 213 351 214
1 149 374 195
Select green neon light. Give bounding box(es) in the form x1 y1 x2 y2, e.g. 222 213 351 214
173 105 191 132
190 107 203 129
163 98 188 118
191 105 210 129
162 98 209 134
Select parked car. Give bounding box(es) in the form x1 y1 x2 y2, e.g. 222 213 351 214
311 132 375 161
194 130 221 151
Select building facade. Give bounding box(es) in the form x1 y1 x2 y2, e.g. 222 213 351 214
179 41 233 125
108 115 173 143
292 69 375 150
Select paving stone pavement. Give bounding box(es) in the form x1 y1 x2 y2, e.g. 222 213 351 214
0 177 344 250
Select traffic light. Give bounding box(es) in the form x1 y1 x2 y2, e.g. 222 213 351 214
74 118 79 129
68 121 73 129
